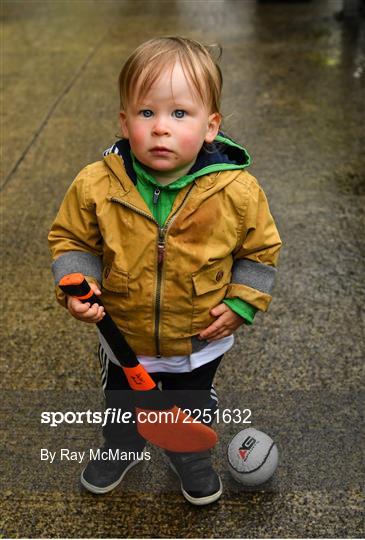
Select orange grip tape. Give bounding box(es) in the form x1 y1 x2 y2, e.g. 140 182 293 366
59 273 85 286
74 290 94 300
123 365 156 391
59 273 94 300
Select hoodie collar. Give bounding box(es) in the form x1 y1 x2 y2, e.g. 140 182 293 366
103 133 251 187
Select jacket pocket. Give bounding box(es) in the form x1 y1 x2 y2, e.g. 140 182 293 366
102 265 129 295
192 258 231 296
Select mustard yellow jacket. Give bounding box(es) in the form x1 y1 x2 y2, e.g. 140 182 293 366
48 151 281 356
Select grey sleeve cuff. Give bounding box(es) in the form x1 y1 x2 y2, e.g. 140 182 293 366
52 251 103 285
232 259 277 294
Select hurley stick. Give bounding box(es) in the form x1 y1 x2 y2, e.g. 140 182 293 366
59 273 218 453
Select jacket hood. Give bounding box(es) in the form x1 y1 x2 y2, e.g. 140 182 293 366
103 133 251 185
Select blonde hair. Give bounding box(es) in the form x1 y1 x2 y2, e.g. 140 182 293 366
118 36 223 114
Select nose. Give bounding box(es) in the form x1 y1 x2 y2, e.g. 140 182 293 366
152 116 170 136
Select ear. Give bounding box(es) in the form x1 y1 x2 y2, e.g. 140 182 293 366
119 111 129 139
204 113 221 144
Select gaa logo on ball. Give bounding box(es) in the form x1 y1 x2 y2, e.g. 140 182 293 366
227 428 279 486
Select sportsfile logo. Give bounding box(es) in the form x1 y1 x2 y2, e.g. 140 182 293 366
238 435 257 461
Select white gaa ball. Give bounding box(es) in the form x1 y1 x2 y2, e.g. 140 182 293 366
227 428 279 486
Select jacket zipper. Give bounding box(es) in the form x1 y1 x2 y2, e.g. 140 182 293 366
152 188 163 356
111 183 195 357
153 183 195 356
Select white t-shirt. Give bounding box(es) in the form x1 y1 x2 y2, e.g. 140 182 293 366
98 331 234 373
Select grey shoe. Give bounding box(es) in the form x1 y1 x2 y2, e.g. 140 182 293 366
81 445 144 494
166 450 222 505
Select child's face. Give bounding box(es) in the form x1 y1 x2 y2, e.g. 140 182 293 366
119 62 221 184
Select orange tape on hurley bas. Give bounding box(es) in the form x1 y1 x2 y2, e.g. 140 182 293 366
123 365 156 391
136 405 218 452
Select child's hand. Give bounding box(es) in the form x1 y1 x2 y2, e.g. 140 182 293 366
66 282 105 323
198 303 245 342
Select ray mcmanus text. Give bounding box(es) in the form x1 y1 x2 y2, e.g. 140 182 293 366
41 448 151 464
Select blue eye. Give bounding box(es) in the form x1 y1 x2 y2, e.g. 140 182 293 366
173 110 185 118
140 110 153 118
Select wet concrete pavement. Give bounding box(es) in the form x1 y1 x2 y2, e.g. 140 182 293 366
1 0 364 538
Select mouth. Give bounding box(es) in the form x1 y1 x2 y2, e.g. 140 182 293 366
150 147 173 155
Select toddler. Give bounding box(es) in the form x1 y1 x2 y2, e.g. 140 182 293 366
48 36 281 505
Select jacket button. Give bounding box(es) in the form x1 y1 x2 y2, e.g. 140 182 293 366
216 270 224 282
